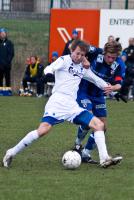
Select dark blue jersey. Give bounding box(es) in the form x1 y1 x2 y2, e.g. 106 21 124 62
79 47 123 97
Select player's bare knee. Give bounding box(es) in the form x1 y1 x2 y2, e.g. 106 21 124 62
89 116 104 131
37 122 52 136
96 120 104 131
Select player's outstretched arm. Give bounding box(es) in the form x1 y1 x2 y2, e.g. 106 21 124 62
83 68 108 89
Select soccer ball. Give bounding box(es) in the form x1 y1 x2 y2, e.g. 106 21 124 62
62 150 81 169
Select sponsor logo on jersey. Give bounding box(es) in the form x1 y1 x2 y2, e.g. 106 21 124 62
68 66 83 78
110 61 119 74
95 104 106 109
81 99 92 108
97 54 104 63
89 45 96 53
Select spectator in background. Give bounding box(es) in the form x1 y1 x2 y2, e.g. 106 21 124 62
119 37 134 100
62 29 79 55
25 57 31 65
51 51 59 63
107 35 120 43
107 35 115 43
123 38 134 68
0 28 14 87
22 56 44 97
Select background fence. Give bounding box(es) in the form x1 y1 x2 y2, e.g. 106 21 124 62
59 0 134 9
0 0 134 13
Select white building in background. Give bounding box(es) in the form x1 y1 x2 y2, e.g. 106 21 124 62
0 0 11 11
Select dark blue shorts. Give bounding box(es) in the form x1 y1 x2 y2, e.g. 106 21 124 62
77 94 107 117
73 110 94 129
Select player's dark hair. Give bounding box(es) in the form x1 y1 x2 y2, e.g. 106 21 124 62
71 39 88 53
104 41 122 56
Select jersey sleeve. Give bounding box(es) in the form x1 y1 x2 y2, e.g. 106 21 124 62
83 68 108 89
114 65 123 84
86 45 103 62
44 56 65 75
114 58 125 84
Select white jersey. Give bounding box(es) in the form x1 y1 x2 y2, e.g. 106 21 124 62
44 55 108 100
43 55 108 122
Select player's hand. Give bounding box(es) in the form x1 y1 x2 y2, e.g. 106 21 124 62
82 57 90 69
104 84 114 95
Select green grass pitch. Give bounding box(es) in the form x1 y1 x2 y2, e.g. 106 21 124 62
0 96 134 200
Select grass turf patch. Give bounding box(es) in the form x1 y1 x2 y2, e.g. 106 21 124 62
0 97 134 200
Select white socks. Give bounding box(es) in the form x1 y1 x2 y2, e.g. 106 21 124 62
94 131 110 163
8 129 109 164
9 130 39 156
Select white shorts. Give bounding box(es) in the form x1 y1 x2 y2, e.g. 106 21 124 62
43 92 85 123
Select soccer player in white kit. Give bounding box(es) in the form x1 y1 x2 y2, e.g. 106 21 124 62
3 40 122 168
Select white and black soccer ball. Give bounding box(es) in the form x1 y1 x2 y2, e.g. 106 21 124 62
62 150 82 169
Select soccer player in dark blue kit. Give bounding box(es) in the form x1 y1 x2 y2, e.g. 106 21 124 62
74 41 125 163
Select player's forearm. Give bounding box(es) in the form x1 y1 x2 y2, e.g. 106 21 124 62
84 68 108 89
104 83 121 95
112 84 121 91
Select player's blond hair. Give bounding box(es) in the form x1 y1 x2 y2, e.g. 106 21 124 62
104 41 122 56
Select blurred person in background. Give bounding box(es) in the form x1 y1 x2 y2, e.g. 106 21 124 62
118 37 134 100
62 29 79 55
51 51 59 63
0 28 14 87
107 35 120 43
107 35 115 43
22 56 44 97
